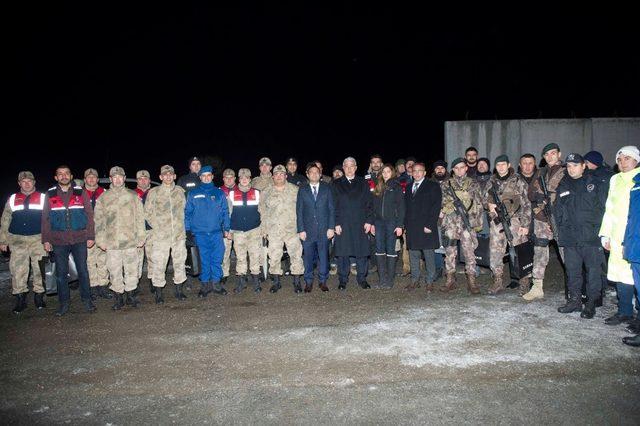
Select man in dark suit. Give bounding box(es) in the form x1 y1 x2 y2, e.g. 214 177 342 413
332 157 374 289
404 162 442 291
296 163 335 292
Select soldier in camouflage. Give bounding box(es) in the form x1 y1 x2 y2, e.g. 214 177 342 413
259 164 304 293
485 155 532 295
525 143 566 301
95 166 146 310
251 157 274 191
439 157 484 293
145 165 188 304
219 168 238 284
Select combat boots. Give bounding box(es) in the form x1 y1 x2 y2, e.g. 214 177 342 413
174 283 187 300
518 277 531 296
112 293 124 310
251 274 262 293
293 275 303 294
558 298 582 313
98 285 113 299
154 287 164 304
198 282 210 298
376 254 387 288
440 272 457 292
467 273 481 295
580 301 596 319
487 274 504 295
12 293 27 314
522 279 544 301
90 286 99 301
270 275 281 293
125 291 140 307
211 281 228 295
149 280 156 294
234 275 247 294
34 292 46 309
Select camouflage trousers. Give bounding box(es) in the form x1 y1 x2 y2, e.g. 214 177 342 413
8 234 45 294
532 219 564 280
233 228 262 275
107 248 139 293
87 244 109 287
489 217 528 277
222 238 233 277
137 230 153 280
444 230 478 275
150 239 187 287
268 232 304 275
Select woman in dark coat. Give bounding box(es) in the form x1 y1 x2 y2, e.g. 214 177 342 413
404 162 443 290
332 157 374 289
372 164 405 287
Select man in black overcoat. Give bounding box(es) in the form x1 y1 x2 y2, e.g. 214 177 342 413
404 162 442 291
332 157 374 289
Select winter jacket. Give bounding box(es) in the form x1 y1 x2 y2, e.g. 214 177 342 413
144 183 186 243
372 179 405 228
185 183 230 234
622 172 640 263
94 185 145 250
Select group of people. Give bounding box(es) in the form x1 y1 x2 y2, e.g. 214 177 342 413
1 146 639 347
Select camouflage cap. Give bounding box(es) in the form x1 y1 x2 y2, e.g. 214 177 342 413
238 168 251 178
160 165 175 175
273 164 287 174
109 166 126 177
136 170 150 179
258 157 272 166
17 171 34 181
222 168 236 177
84 168 99 178
451 157 465 169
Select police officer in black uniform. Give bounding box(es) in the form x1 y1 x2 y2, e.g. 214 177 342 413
177 156 202 194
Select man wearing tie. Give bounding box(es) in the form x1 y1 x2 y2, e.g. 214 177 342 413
404 163 442 291
296 163 335 292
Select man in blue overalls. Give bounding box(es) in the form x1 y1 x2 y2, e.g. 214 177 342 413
185 166 231 297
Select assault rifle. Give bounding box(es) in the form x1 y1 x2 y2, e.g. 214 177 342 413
489 183 517 266
447 181 472 231
538 173 559 241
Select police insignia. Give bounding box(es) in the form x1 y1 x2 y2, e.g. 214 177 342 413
586 184 595 192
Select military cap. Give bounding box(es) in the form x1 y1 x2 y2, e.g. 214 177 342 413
160 165 175 175
84 168 99 178
109 166 126 177
273 164 287 174
199 165 213 175
259 157 272 166
451 157 465 168
286 157 297 165
222 168 235 177
238 168 251 178
565 153 584 164
542 143 560 155
433 160 447 169
494 155 509 165
17 171 34 181
395 158 406 167
136 170 150 179
188 156 201 166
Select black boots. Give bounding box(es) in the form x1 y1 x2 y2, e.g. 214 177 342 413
198 282 210 298
376 254 387 288
149 280 156 294
211 281 228 295
125 291 140 308
580 302 596 319
55 301 70 316
234 275 247 294
175 283 187 300
83 298 96 313
558 298 582 314
358 281 371 289
155 287 164 304
386 255 397 288
12 293 27 314
112 293 125 310
293 275 303 294
98 286 113 299
34 292 46 309
269 275 281 293
252 274 262 293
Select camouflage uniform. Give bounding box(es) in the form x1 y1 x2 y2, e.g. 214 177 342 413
95 185 146 294
145 183 187 288
0 197 46 295
84 185 109 290
440 176 484 277
485 171 532 288
259 182 303 276
251 174 273 191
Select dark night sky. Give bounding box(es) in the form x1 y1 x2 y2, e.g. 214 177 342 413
4 5 639 196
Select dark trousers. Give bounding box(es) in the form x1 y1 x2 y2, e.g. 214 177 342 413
374 219 397 255
54 242 90 303
337 256 368 284
564 246 605 303
303 238 330 284
409 248 436 284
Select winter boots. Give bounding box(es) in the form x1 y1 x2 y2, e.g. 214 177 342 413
234 275 247 294
522 279 544 301
376 254 387 288
293 275 303 294
125 291 140 307
251 274 262 293
174 283 187 300
34 292 46 309
386 255 397 288
154 287 164 304
269 275 282 293
12 293 27 314
112 293 125 310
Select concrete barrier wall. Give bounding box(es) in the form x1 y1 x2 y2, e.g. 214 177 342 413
445 118 640 167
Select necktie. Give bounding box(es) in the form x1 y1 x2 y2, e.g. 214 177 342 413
412 182 419 194
312 185 317 200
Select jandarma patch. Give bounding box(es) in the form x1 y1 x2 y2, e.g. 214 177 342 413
586 184 595 192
